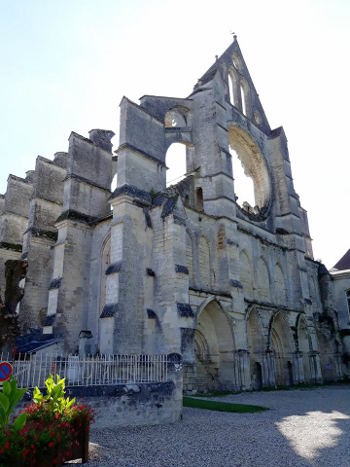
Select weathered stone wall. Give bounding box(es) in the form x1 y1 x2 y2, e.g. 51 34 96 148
1 38 344 394
19 154 66 332
17 358 183 428
17 380 182 428
45 131 114 352
0 174 33 306
69 380 182 428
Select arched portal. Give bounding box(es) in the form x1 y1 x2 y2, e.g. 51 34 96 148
270 312 294 386
190 300 235 393
246 308 265 389
297 316 313 383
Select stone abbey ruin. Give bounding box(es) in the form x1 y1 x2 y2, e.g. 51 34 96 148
0 38 347 392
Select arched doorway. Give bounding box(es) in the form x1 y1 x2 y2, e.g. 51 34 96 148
269 312 295 386
246 308 265 390
190 300 235 393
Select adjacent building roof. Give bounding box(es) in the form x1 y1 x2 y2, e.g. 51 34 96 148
333 249 350 271
15 329 61 353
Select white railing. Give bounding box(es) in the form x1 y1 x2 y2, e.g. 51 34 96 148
0 352 169 388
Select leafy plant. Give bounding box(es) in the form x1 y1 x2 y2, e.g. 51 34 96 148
33 374 75 415
0 374 94 466
0 378 26 431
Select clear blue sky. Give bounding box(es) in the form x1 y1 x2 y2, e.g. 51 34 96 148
0 0 349 268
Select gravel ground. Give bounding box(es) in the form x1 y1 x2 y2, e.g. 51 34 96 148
84 385 350 467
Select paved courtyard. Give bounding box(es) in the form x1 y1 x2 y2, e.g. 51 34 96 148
86 385 350 467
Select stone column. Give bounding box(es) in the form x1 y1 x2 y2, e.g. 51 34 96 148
263 350 276 387
293 352 304 384
233 349 250 390
309 351 323 384
335 353 343 380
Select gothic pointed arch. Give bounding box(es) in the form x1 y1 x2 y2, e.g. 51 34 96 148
246 307 265 389
269 311 295 386
187 298 235 393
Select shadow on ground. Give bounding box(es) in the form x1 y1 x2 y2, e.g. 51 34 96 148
87 384 350 467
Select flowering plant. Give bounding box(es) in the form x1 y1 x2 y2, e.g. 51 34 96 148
0 375 94 466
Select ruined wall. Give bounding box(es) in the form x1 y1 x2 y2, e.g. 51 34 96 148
19 154 67 332
105 37 341 391
0 38 343 392
0 174 33 306
45 130 114 353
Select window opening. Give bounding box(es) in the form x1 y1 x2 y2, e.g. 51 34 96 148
111 173 118 192
228 75 234 106
240 83 247 116
164 110 187 128
228 126 270 216
165 143 187 187
231 148 255 208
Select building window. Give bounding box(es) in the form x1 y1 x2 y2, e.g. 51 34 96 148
347 290 350 320
165 143 187 187
196 187 203 211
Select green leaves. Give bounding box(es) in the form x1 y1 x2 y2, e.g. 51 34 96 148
33 374 76 416
0 393 10 413
2 381 11 397
0 377 26 431
33 386 43 405
12 412 26 431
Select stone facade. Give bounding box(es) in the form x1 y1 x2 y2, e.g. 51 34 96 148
0 38 345 391
330 250 350 376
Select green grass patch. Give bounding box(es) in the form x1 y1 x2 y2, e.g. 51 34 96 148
189 390 239 398
183 397 267 413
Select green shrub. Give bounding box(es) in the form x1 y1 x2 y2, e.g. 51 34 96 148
0 374 93 466
33 374 75 415
0 378 26 431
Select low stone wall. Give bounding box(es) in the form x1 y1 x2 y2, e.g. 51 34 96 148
66 381 182 428
18 354 184 428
